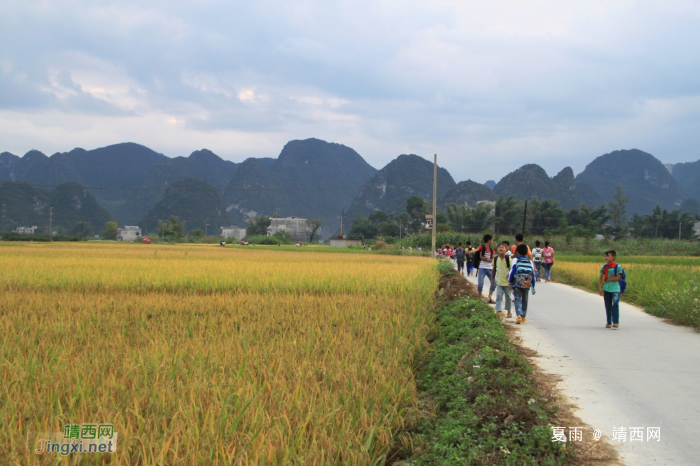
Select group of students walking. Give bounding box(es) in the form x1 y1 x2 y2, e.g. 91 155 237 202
447 234 627 329
450 234 552 324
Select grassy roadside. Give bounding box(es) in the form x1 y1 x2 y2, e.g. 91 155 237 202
554 258 700 330
395 268 569 465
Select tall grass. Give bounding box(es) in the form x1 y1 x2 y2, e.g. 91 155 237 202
554 258 700 329
0 242 438 464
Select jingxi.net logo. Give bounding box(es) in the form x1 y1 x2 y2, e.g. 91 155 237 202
34 424 118 456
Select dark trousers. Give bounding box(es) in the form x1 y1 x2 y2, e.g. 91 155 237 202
604 291 620 324
466 260 474 275
457 259 465 272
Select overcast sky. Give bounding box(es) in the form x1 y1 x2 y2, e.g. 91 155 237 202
1 1 699 183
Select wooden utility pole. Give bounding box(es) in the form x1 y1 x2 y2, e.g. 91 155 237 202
49 207 53 241
432 154 437 258
679 222 682 241
205 219 209 237
522 200 528 236
339 209 345 237
655 222 659 240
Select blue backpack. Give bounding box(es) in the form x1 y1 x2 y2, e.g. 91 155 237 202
605 264 627 294
512 260 534 289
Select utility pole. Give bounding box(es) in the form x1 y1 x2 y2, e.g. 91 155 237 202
431 154 437 258
679 222 682 241
49 207 53 241
275 206 279 218
2 204 5 235
340 209 345 237
522 200 528 236
205 219 209 237
655 222 658 240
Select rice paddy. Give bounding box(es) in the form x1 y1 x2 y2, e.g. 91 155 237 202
0 242 438 464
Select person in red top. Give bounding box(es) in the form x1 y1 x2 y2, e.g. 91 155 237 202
542 241 554 282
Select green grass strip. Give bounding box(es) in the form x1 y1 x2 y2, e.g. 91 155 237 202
407 297 567 465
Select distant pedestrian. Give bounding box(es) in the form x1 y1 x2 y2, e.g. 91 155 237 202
473 234 496 303
510 233 532 259
599 250 622 329
455 242 466 276
466 241 476 276
509 243 536 324
492 242 513 318
542 241 554 282
532 240 544 282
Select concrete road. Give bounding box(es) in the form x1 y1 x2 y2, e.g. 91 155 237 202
462 271 700 466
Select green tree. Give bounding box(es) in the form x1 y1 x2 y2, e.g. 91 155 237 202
528 199 564 235
273 230 292 243
608 185 629 232
308 219 323 243
189 229 204 238
100 221 118 240
247 216 271 236
630 206 697 239
69 221 94 238
494 196 523 235
348 215 378 240
406 196 430 233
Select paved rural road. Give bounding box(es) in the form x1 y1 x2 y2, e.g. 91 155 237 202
461 270 700 466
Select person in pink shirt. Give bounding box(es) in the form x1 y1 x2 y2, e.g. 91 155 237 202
542 241 555 282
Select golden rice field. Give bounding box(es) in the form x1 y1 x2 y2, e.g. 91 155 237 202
0 242 438 465
553 256 700 328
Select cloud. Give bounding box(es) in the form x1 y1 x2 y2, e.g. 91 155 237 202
1 0 699 181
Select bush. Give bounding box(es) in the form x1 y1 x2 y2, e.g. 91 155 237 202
373 240 390 250
246 235 287 245
1 232 85 242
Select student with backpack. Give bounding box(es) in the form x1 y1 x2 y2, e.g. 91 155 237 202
599 250 626 329
542 241 555 282
455 242 466 276
473 234 497 303
508 244 536 324
466 241 476 276
492 242 513 317
532 240 544 282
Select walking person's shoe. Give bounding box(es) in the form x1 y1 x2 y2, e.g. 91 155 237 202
515 315 522 324
522 317 527 323
612 323 619 329
605 324 612 328
487 299 496 304
506 312 512 318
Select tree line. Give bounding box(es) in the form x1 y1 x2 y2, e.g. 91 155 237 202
349 186 699 241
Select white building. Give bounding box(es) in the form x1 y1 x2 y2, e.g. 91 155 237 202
221 226 247 241
118 226 141 241
15 226 38 234
267 217 309 242
694 221 700 238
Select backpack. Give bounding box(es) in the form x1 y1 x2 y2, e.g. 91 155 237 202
604 264 627 294
532 247 543 261
455 247 465 260
511 259 534 289
473 244 493 269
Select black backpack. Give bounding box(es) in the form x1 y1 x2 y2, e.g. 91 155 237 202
473 244 493 269
493 255 511 276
